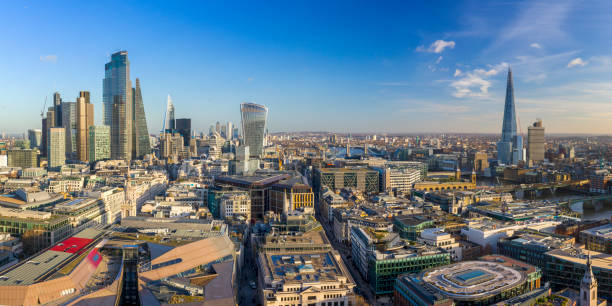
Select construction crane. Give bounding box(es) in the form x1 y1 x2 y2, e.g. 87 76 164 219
40 96 47 118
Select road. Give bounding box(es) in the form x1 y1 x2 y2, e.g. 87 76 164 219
238 235 260 306
315 207 377 305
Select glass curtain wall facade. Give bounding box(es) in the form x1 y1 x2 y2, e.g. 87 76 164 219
497 68 522 165
103 51 132 160
240 102 268 158
132 78 150 158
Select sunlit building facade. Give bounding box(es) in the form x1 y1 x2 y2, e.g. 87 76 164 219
240 102 268 158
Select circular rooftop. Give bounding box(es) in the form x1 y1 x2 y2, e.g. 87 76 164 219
421 261 525 301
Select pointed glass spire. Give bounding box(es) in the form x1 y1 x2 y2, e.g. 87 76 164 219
501 68 517 142
164 94 175 131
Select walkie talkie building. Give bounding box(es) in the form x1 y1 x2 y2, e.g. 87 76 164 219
240 102 268 158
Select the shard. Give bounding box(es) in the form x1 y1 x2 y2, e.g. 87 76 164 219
132 78 150 158
497 68 522 164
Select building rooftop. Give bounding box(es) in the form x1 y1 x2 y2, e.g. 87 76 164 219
0 228 101 286
260 251 352 288
418 259 528 300
501 230 574 250
546 246 612 269
582 223 612 239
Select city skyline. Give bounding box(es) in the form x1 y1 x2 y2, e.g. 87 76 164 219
2 1 612 135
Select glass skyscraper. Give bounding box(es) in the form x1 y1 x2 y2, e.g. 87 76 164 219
164 94 175 132
103 51 132 160
240 102 268 158
497 68 522 165
132 78 150 158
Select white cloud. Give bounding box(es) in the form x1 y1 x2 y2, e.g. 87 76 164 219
567 57 587 68
450 62 508 98
416 40 456 53
39 55 58 63
454 69 462 77
530 43 542 49
436 56 443 64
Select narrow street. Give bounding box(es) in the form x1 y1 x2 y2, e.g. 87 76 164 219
315 208 377 305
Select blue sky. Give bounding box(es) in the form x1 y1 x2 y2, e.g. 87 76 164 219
1 0 611 134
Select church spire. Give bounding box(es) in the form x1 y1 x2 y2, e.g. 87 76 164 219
581 252 598 306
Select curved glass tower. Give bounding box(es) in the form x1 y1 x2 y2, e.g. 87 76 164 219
240 102 268 158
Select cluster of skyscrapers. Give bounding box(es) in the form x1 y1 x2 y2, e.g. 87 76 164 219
38 51 150 170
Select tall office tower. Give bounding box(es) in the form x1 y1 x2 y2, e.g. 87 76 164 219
233 126 239 140
89 125 111 162
104 51 132 159
175 118 191 146
215 121 221 134
61 102 77 158
111 96 130 160
527 119 545 162
76 91 94 162
53 92 62 127
220 125 227 139
496 68 521 165
240 102 268 158
46 107 56 128
48 127 65 170
226 122 233 140
41 118 48 156
27 129 42 148
131 78 150 159
41 107 56 158
163 95 175 132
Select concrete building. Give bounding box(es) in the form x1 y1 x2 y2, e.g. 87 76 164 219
257 230 356 306
7 149 37 168
418 228 462 261
76 91 94 162
589 170 612 194
220 190 251 220
48 127 65 170
527 119 545 162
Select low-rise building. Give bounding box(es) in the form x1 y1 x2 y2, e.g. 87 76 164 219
257 229 356 306
0 207 71 254
581 223 612 254
220 191 251 220
418 228 462 261
498 230 574 270
394 255 542 306
350 226 450 296
546 247 612 300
